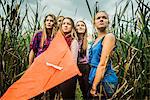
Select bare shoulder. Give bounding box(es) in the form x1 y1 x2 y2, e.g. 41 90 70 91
105 33 115 39
102 33 116 47
104 33 116 42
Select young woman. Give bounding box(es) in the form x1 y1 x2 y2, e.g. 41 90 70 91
29 14 57 66
49 17 79 100
59 17 78 99
88 11 118 99
75 20 90 99
60 17 78 63
29 14 57 99
57 16 64 29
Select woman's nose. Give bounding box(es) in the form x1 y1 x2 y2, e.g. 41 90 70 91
48 21 51 24
79 25 82 28
100 19 103 22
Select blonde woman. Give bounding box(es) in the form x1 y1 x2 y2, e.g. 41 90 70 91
29 14 57 66
88 11 118 99
75 20 90 99
60 17 78 63
57 16 64 29
49 17 79 100
59 17 78 99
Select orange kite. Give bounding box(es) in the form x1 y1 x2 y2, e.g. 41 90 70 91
1 31 81 100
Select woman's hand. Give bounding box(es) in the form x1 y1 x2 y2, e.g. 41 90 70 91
90 87 98 97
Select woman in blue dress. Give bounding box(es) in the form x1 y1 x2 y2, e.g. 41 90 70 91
88 11 118 99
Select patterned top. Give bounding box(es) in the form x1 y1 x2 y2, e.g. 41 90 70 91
30 31 53 57
77 40 88 64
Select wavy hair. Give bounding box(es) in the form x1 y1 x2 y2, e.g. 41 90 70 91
40 14 57 48
59 17 78 40
75 20 87 51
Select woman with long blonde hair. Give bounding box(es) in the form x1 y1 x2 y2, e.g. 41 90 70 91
57 16 64 29
59 17 78 63
29 14 57 66
75 20 90 99
59 17 78 99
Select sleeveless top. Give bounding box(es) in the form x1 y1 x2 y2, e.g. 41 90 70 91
88 36 118 85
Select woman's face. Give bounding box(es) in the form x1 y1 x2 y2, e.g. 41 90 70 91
62 19 72 33
76 21 86 34
45 16 54 29
57 16 64 27
94 12 109 30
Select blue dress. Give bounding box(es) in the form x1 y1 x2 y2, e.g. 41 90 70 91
88 37 118 98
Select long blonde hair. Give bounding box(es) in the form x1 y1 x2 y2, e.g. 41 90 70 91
56 16 64 31
76 20 87 51
40 14 57 48
59 17 78 40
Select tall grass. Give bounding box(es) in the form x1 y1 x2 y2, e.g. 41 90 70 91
0 0 42 96
85 0 149 99
0 0 149 99
111 0 150 99
0 0 27 95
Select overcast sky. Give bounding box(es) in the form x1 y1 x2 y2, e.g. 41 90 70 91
1 0 149 33
24 0 124 18
24 0 125 33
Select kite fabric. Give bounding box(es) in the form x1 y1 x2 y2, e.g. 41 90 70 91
1 31 81 100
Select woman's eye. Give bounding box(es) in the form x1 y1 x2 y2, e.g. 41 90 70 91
102 16 107 19
67 23 71 25
58 20 61 22
46 19 54 22
97 17 100 19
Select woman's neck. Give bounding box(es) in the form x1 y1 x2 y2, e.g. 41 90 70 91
46 29 52 37
78 33 84 40
63 32 69 36
97 30 107 38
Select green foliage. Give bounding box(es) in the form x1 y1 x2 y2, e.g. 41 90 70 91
86 0 150 99
110 0 150 99
0 0 149 99
0 0 41 96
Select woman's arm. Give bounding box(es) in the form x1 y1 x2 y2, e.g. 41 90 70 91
28 49 35 67
28 31 39 67
70 39 79 64
90 33 116 96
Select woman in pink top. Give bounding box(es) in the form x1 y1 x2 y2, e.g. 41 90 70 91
76 20 90 100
